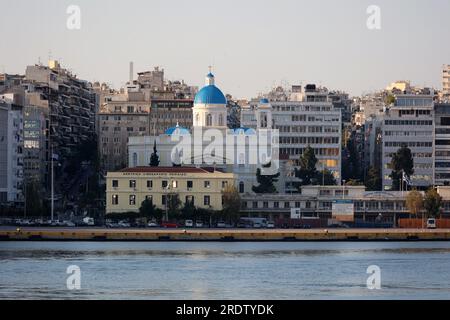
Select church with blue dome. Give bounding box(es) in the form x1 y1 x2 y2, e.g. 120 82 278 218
128 69 278 194
192 71 228 128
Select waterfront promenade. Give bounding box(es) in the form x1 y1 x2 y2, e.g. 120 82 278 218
1 227 450 241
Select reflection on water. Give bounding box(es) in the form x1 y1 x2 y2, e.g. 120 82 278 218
1 242 450 300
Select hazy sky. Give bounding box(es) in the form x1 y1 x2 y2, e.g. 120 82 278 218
1 0 449 99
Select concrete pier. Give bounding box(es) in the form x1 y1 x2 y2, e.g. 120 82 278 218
1 227 450 241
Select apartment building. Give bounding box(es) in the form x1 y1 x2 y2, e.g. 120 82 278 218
241 84 342 193
98 96 193 171
106 167 235 214
434 103 450 185
0 94 24 204
381 94 435 190
443 65 450 102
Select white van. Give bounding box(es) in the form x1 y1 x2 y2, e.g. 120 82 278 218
427 218 437 229
185 220 194 228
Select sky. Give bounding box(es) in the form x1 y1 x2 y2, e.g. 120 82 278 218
1 0 449 99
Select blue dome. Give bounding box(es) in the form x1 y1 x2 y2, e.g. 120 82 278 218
194 85 227 105
260 98 269 104
230 127 256 135
164 126 190 135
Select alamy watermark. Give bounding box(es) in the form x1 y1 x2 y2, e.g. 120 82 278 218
169 128 280 175
66 265 81 290
66 5 81 30
366 265 381 290
366 5 381 30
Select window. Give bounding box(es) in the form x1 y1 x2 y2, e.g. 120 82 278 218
253 201 258 209
187 181 193 189
204 196 211 206
284 202 290 209
129 195 136 206
274 202 279 208
129 180 136 188
239 181 245 193
222 181 228 189
112 195 119 205
172 180 178 188
112 180 118 188
162 195 167 206
162 180 168 189
206 114 212 126
145 195 153 204
186 196 194 205
263 202 269 208
132 153 137 167
219 114 223 126
127 106 134 113
147 180 153 188
204 181 211 188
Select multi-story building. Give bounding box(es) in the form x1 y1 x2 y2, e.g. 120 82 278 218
22 60 97 199
98 95 193 171
443 65 450 102
434 103 450 185
381 94 435 190
240 185 450 223
241 84 342 192
0 94 24 204
106 167 235 214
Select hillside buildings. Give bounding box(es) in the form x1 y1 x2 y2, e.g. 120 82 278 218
98 66 196 171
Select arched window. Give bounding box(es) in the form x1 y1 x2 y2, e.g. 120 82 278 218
219 114 224 126
206 114 212 126
239 181 245 194
195 113 200 125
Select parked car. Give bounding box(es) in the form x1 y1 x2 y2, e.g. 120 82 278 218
216 221 226 228
118 220 131 228
267 221 275 229
195 221 204 228
63 221 76 227
161 222 178 228
147 221 160 228
185 220 194 228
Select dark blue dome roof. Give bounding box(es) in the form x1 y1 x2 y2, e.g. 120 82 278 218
194 85 227 105
260 98 269 104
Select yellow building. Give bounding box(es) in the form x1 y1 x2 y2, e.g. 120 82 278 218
106 167 236 214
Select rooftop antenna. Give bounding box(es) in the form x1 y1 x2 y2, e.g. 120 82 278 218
48 50 53 62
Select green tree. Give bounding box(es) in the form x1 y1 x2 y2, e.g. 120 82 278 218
389 145 414 191
295 146 319 186
365 166 382 191
167 193 182 220
252 163 280 194
424 188 442 218
385 94 396 106
139 198 156 219
24 180 43 217
318 169 337 186
222 185 241 223
181 200 196 219
149 141 160 167
406 190 423 219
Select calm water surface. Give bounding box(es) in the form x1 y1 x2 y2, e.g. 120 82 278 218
1 241 450 300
